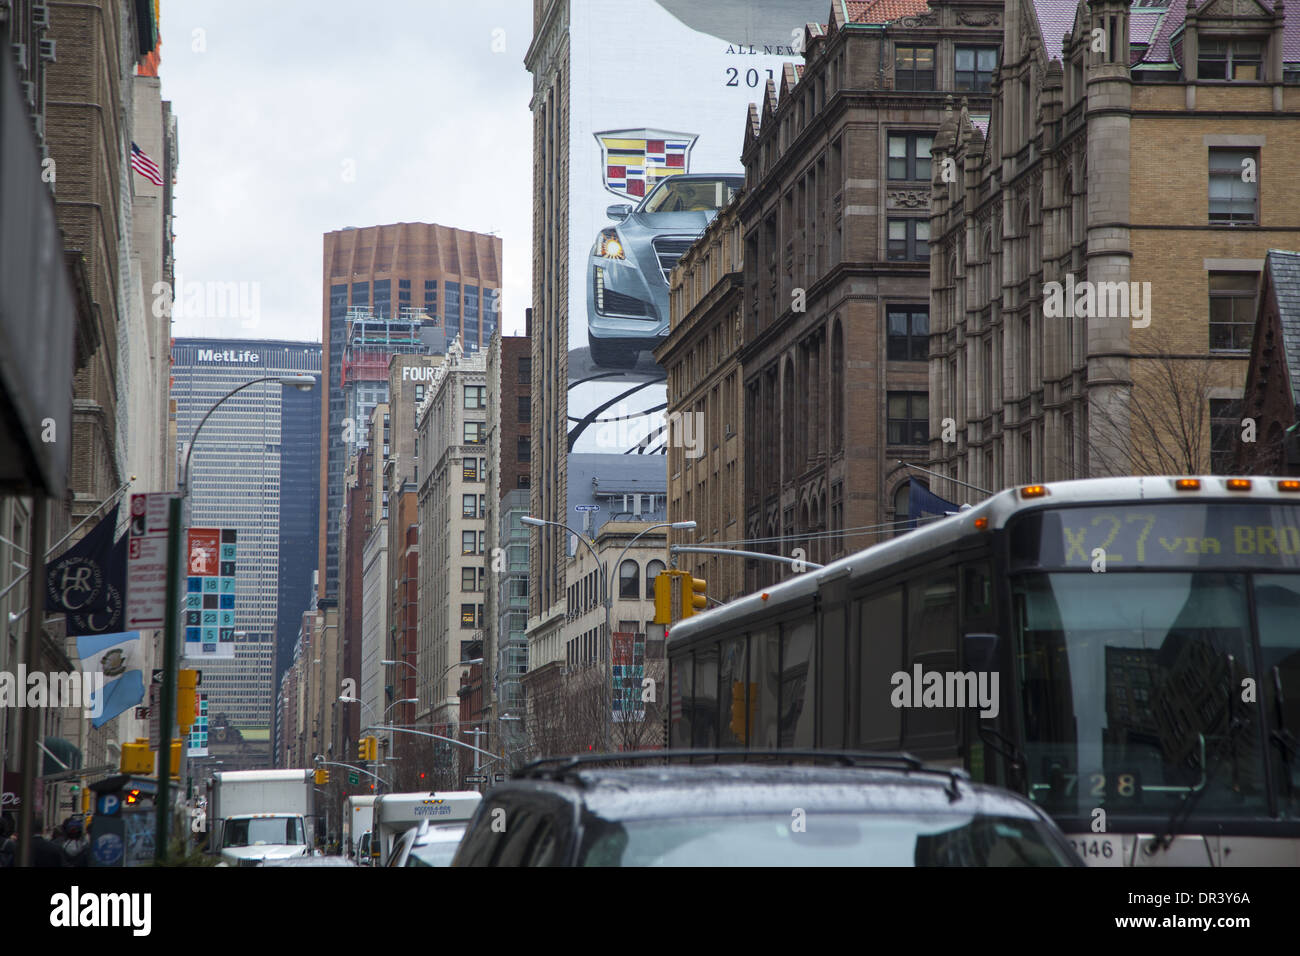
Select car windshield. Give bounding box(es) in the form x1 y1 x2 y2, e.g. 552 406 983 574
578 812 1074 866
223 817 305 848
406 840 461 867
639 177 740 214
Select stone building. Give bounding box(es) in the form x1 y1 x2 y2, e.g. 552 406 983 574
927 0 1300 491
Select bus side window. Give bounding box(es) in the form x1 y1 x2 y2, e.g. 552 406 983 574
669 655 692 748
904 570 960 756
962 562 993 623
858 588 903 749
779 618 816 748
719 636 749 748
693 644 719 748
752 626 780 748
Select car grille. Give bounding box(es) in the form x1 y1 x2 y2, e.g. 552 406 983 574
651 237 697 283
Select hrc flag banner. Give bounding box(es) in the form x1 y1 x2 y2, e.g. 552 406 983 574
67 534 127 637
76 630 147 728
45 504 120 616
906 478 962 531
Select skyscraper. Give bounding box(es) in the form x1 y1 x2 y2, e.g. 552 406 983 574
171 339 321 752
319 223 502 602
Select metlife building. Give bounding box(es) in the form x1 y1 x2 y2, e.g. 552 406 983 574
171 339 322 747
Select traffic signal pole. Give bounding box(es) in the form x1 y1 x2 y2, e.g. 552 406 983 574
155 493 182 864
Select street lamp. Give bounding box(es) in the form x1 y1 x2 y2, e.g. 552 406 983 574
521 515 695 749
155 372 317 864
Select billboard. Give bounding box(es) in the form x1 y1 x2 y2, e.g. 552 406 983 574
566 0 824 485
183 528 237 659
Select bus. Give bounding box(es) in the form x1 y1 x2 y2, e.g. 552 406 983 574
666 476 1300 866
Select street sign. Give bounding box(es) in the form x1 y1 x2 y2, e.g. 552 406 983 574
348 772 359 786
464 775 487 784
184 528 236 659
148 683 161 748
575 505 599 512
127 493 177 629
134 706 151 719
493 773 505 783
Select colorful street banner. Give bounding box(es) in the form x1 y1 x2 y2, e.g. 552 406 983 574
45 503 120 615
183 528 236 659
75 630 147 729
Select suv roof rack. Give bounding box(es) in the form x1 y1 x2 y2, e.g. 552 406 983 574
514 749 969 799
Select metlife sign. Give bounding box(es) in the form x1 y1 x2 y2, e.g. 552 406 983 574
197 348 260 363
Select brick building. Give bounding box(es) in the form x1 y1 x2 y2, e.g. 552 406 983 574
737 0 999 589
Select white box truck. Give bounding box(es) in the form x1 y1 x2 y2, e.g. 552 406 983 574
373 791 482 866
208 769 315 866
343 794 376 865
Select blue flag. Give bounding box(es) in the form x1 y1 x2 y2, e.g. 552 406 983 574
906 478 961 531
76 630 147 728
45 504 120 615
67 534 126 637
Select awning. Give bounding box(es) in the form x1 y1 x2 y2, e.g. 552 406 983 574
41 737 83 777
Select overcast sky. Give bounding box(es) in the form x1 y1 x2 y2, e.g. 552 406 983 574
162 0 534 343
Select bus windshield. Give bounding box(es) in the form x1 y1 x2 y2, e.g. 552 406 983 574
1011 570 1300 821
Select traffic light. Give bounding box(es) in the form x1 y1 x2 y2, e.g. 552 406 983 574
680 575 707 619
653 572 674 625
176 669 199 732
120 738 153 775
366 736 379 761
315 768 330 785
729 680 746 742
357 738 367 761
170 738 182 780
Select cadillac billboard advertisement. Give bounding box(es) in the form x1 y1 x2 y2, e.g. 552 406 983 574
566 0 825 468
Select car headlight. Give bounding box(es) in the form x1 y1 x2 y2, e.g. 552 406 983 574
596 229 625 260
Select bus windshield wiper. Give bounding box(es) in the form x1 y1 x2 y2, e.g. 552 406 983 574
1150 653 1247 857
1270 665 1298 798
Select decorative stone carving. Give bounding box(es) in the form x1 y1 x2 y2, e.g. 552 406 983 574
898 11 938 27
888 189 930 209
958 11 999 26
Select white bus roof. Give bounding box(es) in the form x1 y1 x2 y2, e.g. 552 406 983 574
668 475 1300 647
374 791 482 826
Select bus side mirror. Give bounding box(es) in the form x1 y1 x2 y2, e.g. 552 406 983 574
963 633 999 672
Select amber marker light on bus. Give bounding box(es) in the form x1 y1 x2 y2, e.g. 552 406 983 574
973 516 989 531
1279 480 1300 493
1019 485 1048 499
1226 478 1252 491
1174 478 1201 491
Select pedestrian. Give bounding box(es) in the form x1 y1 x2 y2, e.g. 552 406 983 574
31 826 63 867
60 817 89 867
0 816 16 867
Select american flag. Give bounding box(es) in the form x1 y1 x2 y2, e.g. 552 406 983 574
130 142 164 186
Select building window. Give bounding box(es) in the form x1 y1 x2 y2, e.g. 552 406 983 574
414 384 425 403
887 306 930 361
1209 148 1259 224
518 474 530 488
887 219 929 261
462 458 478 480
464 422 486 444
461 604 477 628
462 531 476 555
1208 272 1257 351
887 133 933 181
517 436 531 462
1210 398 1243 474
887 392 929 445
1198 38 1264 81
462 567 477 591
955 47 998 92
619 559 640 599
463 494 477 518
518 396 531 423
464 385 487 409
645 559 665 597
518 356 531 383
894 46 935 90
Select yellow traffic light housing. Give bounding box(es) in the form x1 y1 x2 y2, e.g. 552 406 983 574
680 575 707 619
120 738 153 775
315 768 330 785
366 736 379 761
653 572 674 625
170 738 182 780
357 737 367 761
176 669 199 732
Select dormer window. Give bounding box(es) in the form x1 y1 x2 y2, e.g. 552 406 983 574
1198 37 1264 80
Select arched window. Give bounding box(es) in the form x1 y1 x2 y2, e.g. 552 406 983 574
645 559 665 597
619 559 640 599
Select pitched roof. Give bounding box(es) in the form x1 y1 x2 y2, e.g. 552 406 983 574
1266 249 1300 410
1033 0 1082 61
848 0 932 24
